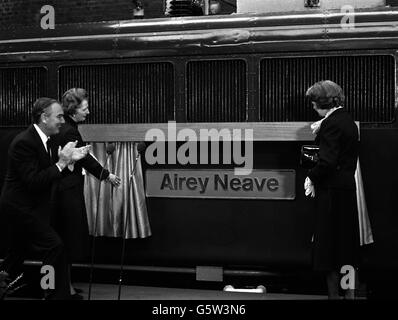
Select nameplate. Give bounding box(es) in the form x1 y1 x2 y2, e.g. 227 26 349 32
145 169 296 199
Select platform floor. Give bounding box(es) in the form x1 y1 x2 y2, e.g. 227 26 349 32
77 283 328 300
4 282 331 300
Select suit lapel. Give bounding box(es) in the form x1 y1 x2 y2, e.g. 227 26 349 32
28 125 51 167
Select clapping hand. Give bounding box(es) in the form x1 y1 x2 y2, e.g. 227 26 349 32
58 141 77 163
58 141 91 162
71 145 91 161
57 141 91 170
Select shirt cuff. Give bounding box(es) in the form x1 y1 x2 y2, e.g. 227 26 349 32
55 163 63 172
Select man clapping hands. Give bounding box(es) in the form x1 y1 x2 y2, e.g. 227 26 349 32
0 98 91 300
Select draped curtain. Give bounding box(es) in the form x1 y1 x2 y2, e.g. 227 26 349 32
355 123 374 246
84 142 151 239
355 160 373 246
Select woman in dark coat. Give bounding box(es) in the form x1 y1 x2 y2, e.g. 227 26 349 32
53 88 121 297
305 80 360 299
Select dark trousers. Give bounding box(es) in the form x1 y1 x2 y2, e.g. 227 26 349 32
0 202 70 299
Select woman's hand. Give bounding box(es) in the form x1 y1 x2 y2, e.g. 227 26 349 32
304 177 315 198
106 173 121 187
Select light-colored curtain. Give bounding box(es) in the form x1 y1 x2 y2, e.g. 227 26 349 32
355 122 374 246
84 142 152 239
355 160 374 246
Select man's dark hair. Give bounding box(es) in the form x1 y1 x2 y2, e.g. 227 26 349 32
306 80 345 110
32 97 59 124
62 88 88 116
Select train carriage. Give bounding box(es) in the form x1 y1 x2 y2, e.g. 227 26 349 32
1 5 398 293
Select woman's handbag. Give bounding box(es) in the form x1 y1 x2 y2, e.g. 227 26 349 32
300 145 319 169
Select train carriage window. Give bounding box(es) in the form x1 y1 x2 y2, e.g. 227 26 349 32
187 59 247 122
260 55 395 123
58 62 174 124
0 67 47 126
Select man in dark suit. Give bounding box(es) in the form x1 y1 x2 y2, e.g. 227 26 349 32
0 97 89 300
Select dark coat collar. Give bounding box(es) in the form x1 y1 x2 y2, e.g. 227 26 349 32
28 123 39 138
28 124 47 145
28 124 50 160
64 115 78 128
326 107 346 119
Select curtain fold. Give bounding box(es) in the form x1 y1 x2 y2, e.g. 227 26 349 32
84 142 152 239
355 159 374 246
355 123 374 246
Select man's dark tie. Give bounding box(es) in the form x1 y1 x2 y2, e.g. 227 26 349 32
46 138 53 162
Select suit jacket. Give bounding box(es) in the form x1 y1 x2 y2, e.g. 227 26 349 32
0 125 62 222
308 108 359 189
51 116 109 192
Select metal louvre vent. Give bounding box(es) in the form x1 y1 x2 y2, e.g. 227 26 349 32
0 67 47 126
187 60 247 122
260 55 396 123
59 63 174 124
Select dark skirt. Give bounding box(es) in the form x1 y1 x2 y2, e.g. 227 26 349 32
312 187 360 272
54 183 90 263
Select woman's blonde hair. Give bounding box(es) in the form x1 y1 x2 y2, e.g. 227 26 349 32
62 88 88 116
306 80 345 110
